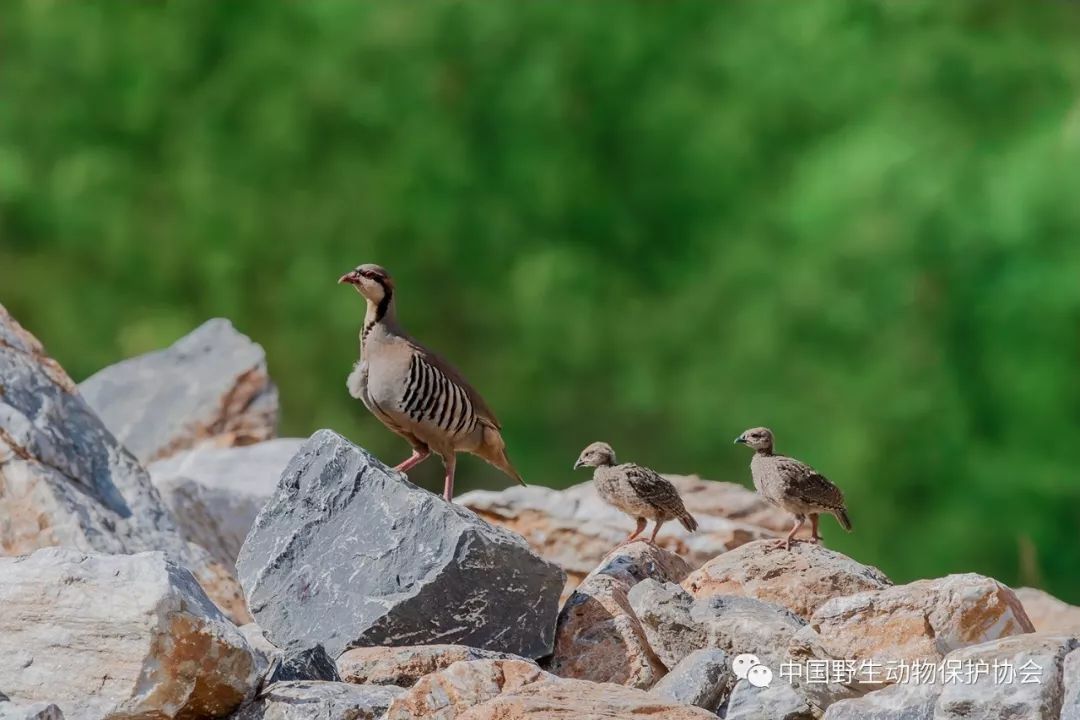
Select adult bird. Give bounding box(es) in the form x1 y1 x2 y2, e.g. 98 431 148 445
573 441 698 546
339 264 525 501
734 427 852 550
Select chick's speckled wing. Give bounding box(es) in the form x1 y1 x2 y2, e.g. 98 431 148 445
774 456 846 510
622 464 688 515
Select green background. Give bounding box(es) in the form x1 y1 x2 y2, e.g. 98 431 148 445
3 1 1080 600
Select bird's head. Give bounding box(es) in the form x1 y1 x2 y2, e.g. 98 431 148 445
735 427 774 453
339 264 394 304
574 441 616 470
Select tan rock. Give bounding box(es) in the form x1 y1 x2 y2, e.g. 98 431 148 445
459 479 779 599
1016 587 1080 634
0 548 257 719
683 540 892 619
336 645 517 688
789 573 1036 708
384 659 716 720
384 659 545 719
547 541 691 688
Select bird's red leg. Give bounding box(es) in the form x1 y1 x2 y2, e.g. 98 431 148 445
809 514 822 544
442 454 457 502
771 515 805 550
619 517 647 545
648 519 667 545
394 448 430 473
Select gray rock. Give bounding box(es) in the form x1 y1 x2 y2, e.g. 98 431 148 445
0 304 247 622
148 439 305 572
236 430 565 659
691 594 806 671
650 648 731 712
0 703 64 720
724 678 814 720
261 646 341 688
627 579 705 669
1062 647 1080 720
240 623 282 677
236 681 403 720
0 548 257 720
822 682 938 720
0 692 8 702
936 633 1078 720
79 318 277 464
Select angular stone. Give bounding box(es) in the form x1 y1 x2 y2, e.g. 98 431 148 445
789 573 1036 708
936 634 1077 720
261 646 341 688
80 318 278 464
239 623 279 678
548 541 691 688
1062 647 1080 720
148 439 304 572
459 479 780 600
236 430 564 659
0 703 65 720
692 594 806 670
649 648 731 712
822 682 938 720
683 540 892 619
235 681 403 720
0 304 247 623
336 645 517 688
0 548 257 720
723 678 814 720
627 579 705 669
1016 587 1080 634
384 659 716 720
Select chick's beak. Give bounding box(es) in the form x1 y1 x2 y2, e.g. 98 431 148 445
339 270 360 285
734 436 746 445
573 459 584 470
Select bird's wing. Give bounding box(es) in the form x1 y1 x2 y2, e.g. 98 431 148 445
775 456 846 510
408 340 502 429
622 464 688 515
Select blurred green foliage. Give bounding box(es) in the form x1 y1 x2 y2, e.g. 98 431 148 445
3 1 1080 599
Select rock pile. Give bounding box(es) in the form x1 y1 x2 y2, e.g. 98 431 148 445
2 305 1079 720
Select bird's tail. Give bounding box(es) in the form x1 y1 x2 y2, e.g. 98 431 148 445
678 510 699 533
476 424 527 487
835 508 853 531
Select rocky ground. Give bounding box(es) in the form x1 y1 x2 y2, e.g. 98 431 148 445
2 304 1080 720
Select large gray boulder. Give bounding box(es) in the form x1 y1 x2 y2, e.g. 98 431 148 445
79 318 278 464
236 430 565 659
148 439 304 572
0 304 248 623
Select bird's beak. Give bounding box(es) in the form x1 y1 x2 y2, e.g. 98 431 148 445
734 436 746 445
573 459 584 470
339 270 360 285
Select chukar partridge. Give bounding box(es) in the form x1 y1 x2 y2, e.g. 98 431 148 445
339 264 525 501
735 426 852 550
573 441 698 545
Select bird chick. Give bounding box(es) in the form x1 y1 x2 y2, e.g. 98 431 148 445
735 427 852 550
339 264 525 502
574 441 698 546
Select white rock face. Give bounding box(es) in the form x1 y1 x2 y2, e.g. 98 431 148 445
79 318 278 464
0 548 257 720
148 439 304 571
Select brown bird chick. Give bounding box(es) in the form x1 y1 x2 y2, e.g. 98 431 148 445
734 427 852 550
339 264 525 501
573 441 698 545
